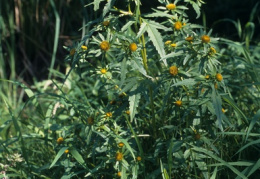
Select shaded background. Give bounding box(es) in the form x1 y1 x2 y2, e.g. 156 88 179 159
1 0 259 84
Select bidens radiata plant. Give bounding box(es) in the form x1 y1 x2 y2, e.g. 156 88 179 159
50 0 259 178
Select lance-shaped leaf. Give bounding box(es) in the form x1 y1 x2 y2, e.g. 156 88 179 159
129 85 141 123
211 86 223 131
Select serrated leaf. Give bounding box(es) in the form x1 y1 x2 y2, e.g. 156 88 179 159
136 22 147 38
121 21 135 32
132 58 153 79
146 22 166 61
172 79 196 87
120 58 127 87
160 51 183 61
148 20 171 31
102 0 115 17
129 85 141 122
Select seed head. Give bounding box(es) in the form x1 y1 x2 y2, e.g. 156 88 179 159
118 142 124 148
185 36 193 42
70 48 76 56
136 156 142 161
103 21 110 26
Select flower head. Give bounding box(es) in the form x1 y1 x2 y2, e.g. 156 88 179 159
166 4 176 10
129 43 138 52
174 21 182 30
185 36 193 42
118 142 124 148
100 68 107 74
87 117 94 125
103 21 110 26
136 156 142 162
201 35 210 43
170 43 177 48
81 45 87 51
169 66 178 76
209 47 216 55
64 149 69 154
216 73 223 82
106 112 112 118
57 137 64 144
117 172 122 177
100 41 110 51
175 100 182 107
70 48 76 56
115 152 123 161
165 40 172 45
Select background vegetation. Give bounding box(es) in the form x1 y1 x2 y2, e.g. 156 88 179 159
0 0 260 178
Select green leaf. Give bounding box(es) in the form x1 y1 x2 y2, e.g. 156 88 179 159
192 146 247 179
172 79 196 87
190 2 201 18
49 147 68 168
129 85 141 123
235 139 260 155
246 158 260 177
145 20 166 64
120 58 127 87
121 21 135 32
222 95 248 125
70 148 86 168
211 86 223 131
93 0 105 11
210 167 218 179
102 0 115 17
136 22 147 38
245 109 260 141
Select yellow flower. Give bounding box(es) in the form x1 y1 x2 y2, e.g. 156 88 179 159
209 47 216 55
64 149 69 154
165 40 172 45
201 35 210 43
136 156 142 161
115 152 123 161
175 100 182 107
222 108 226 113
106 112 112 118
129 43 138 52
118 142 124 148
87 117 94 125
205 75 210 79
185 36 193 42
183 22 186 26
81 45 87 51
166 4 176 10
174 21 182 30
100 41 110 51
100 68 107 74
216 73 223 82
57 137 64 144
169 66 178 76
125 110 130 115
117 172 122 177
103 20 110 26
170 43 177 48
70 48 76 56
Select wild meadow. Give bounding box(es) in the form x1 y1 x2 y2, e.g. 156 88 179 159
0 0 260 178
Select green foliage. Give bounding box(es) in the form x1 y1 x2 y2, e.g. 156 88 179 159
0 0 260 179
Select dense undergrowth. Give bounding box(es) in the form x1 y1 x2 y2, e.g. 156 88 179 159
0 0 260 178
